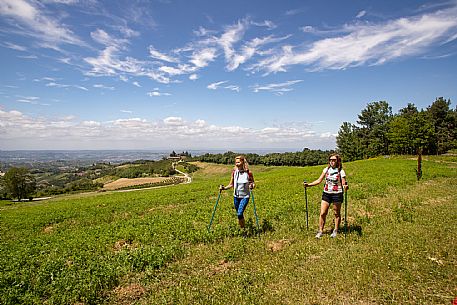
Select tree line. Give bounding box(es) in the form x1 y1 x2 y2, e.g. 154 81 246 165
193 149 333 167
337 97 457 161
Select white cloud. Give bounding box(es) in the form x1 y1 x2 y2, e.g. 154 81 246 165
84 46 172 84
18 54 38 59
149 45 179 63
93 84 115 90
301 26 315 33
251 80 303 95
42 0 79 4
46 82 89 91
147 90 171 97
46 82 88 91
189 47 217 68
356 10 366 18
120 110 133 114
117 25 140 38
216 20 247 70
132 81 141 87
252 5 457 73
227 34 291 71
251 20 277 30
81 120 101 127
193 26 216 37
3 41 27 51
163 116 184 126
0 108 335 149
0 0 85 48
225 85 240 92
90 29 128 49
207 80 227 90
189 74 198 80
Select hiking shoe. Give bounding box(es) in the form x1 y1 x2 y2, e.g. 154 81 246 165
315 231 323 239
330 230 338 238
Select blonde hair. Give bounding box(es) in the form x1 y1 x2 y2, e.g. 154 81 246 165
329 153 342 172
234 155 249 171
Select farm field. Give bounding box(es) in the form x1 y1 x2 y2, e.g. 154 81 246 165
0 156 456 304
102 177 169 191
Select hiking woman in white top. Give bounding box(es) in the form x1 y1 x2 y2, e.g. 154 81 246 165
220 155 255 228
304 153 348 238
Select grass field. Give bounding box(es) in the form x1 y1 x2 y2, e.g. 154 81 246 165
0 156 456 304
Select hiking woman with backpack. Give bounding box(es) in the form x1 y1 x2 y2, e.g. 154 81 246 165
219 155 255 228
303 153 348 238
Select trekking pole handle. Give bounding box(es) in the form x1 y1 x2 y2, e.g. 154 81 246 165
219 184 224 191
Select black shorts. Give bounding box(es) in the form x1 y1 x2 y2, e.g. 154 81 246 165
322 192 343 204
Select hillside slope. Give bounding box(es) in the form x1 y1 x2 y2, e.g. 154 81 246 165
0 156 455 304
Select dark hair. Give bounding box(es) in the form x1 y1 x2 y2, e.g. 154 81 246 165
328 153 342 172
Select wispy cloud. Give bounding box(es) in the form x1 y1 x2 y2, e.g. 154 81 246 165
3 41 27 51
356 10 367 18
251 80 303 95
93 84 115 90
251 20 277 30
149 45 178 63
252 5 457 73
84 46 172 84
91 29 128 49
207 80 227 90
189 47 217 68
147 89 171 97
0 0 86 49
46 82 88 91
16 95 49 106
207 81 240 92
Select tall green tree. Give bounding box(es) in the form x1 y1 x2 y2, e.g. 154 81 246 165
426 97 456 154
388 108 435 155
4 167 36 201
357 101 393 157
336 122 364 161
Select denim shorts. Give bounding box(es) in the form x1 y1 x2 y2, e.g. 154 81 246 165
234 197 250 219
322 192 343 204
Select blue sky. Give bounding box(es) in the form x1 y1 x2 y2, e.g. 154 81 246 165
1 0 456 151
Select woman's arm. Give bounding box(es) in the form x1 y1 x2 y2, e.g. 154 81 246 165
342 176 349 190
249 172 255 189
220 174 234 190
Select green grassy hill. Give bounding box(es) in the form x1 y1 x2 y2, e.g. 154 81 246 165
0 156 456 304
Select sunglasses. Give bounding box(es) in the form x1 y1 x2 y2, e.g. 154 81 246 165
329 158 337 161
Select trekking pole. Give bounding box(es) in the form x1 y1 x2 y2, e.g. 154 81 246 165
250 190 260 232
304 180 309 230
207 186 223 232
344 182 348 236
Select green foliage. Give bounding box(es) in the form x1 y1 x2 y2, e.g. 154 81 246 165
336 122 364 161
115 160 175 178
3 167 36 200
179 162 199 173
337 98 457 160
194 148 332 167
